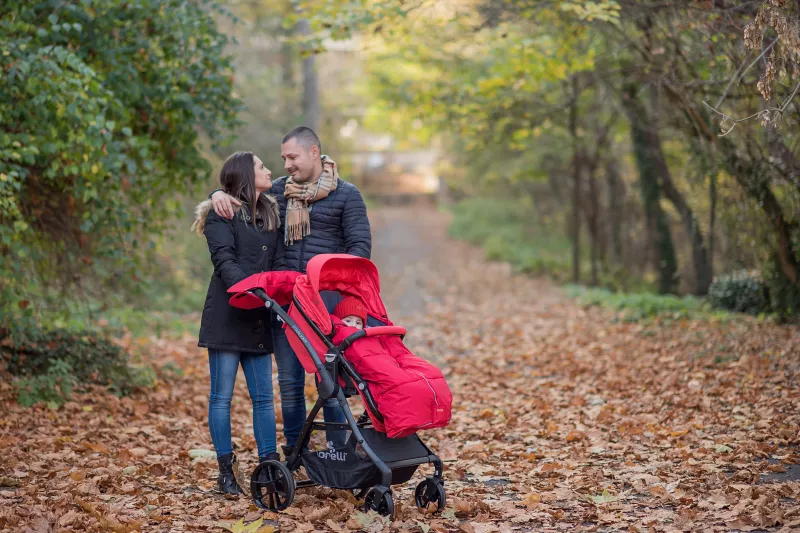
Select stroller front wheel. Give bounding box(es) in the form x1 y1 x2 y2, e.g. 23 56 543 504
251 460 295 511
414 477 446 512
364 487 394 518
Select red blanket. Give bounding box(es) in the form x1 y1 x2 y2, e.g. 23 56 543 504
332 326 452 438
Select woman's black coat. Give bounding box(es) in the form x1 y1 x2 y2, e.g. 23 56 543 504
196 199 286 353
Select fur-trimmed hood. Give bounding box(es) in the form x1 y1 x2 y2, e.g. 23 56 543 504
191 195 280 236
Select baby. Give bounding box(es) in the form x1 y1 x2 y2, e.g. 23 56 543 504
332 296 367 330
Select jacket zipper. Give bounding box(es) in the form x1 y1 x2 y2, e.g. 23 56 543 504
416 371 438 406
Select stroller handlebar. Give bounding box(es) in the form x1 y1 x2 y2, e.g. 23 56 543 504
250 288 269 303
248 289 338 399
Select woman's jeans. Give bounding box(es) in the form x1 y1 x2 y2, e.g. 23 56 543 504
208 350 276 458
272 322 347 447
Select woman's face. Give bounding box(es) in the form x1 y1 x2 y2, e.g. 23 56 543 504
253 156 272 192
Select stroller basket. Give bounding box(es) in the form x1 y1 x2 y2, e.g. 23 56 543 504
302 428 429 490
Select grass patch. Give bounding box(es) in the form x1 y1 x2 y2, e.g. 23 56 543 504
449 198 574 280
565 285 732 322
448 198 653 291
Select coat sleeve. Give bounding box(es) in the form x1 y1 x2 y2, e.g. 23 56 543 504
342 186 372 259
204 211 248 288
270 232 288 271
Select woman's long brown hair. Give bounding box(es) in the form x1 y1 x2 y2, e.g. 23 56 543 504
218 151 280 231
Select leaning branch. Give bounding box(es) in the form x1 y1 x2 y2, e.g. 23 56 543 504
702 80 800 136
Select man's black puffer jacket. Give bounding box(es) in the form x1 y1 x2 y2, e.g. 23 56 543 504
270 176 371 273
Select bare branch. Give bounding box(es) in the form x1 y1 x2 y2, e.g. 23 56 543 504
703 80 800 136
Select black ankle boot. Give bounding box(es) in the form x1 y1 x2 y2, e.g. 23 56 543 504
216 453 243 495
258 452 281 463
281 445 296 460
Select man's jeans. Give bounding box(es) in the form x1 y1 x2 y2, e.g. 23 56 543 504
208 350 276 458
273 321 347 447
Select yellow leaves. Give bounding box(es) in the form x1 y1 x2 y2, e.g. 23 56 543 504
522 491 542 509
476 76 509 94
218 518 274 533
588 489 618 504
565 430 586 442
78 441 110 454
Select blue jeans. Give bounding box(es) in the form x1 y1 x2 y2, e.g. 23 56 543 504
273 321 346 447
208 350 276 458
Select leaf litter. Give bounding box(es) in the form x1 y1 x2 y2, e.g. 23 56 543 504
1 207 799 532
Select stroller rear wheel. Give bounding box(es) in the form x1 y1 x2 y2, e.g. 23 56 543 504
364 487 394 518
415 477 446 512
251 460 295 511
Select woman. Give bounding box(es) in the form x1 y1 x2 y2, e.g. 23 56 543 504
192 151 284 495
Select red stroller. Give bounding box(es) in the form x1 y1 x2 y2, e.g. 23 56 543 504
227 254 452 518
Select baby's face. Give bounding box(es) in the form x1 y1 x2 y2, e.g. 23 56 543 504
342 315 364 330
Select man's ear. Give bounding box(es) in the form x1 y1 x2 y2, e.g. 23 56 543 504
310 145 320 159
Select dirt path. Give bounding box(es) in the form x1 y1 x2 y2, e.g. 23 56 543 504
3 206 800 532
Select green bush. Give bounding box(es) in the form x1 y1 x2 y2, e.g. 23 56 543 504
15 359 76 408
1 323 155 407
708 270 770 315
567 285 705 321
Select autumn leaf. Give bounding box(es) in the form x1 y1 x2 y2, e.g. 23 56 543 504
217 517 273 533
588 489 618 504
523 491 542 509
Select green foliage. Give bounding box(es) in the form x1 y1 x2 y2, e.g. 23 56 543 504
0 0 242 311
449 197 574 279
708 270 770 315
448 198 652 292
765 255 800 322
2 322 155 407
16 359 76 409
566 285 706 322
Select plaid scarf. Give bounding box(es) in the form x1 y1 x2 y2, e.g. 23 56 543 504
283 155 338 245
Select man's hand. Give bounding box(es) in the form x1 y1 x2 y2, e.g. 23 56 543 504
211 190 241 220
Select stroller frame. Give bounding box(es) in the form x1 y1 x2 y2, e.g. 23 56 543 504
248 289 446 518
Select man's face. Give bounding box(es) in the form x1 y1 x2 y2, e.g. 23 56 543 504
281 137 318 182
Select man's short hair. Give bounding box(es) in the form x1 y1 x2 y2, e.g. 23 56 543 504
282 127 321 152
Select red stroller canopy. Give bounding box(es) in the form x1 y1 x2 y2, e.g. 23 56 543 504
296 254 388 336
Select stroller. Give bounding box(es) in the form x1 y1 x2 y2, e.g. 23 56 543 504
227 254 451 518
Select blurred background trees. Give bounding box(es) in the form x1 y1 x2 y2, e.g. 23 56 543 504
2 0 799 350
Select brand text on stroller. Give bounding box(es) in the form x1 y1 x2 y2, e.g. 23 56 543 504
317 441 348 462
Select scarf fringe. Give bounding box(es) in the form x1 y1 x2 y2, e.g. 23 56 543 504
284 155 338 245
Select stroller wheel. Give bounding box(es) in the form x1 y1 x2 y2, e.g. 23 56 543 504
251 460 295 511
364 487 394 518
414 478 446 512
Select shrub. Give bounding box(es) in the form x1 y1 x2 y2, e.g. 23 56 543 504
567 285 704 321
708 270 770 315
1 323 155 407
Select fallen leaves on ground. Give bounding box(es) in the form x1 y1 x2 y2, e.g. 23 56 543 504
2 207 799 532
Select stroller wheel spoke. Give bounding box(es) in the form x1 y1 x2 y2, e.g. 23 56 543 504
250 460 295 512
415 478 446 512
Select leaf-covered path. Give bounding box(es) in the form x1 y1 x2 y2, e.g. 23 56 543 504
3 207 800 532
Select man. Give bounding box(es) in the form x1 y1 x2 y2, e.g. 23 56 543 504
210 126 371 458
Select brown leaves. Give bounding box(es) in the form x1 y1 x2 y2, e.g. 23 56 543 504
3 208 800 532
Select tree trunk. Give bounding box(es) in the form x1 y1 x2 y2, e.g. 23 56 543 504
622 84 679 294
708 168 717 281
298 19 320 132
606 158 624 265
719 138 800 285
644 92 712 295
586 165 600 286
569 78 581 284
